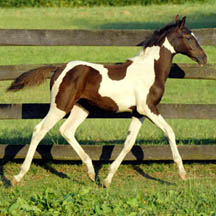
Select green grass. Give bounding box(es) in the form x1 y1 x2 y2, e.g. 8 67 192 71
0 46 216 66
0 162 216 215
0 2 215 29
0 4 216 215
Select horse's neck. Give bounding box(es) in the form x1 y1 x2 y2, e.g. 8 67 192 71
130 44 174 82
155 47 174 83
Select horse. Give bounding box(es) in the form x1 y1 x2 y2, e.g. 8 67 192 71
7 15 207 187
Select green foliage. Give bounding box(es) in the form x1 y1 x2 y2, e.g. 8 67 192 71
0 0 210 8
2 186 216 215
1 163 216 215
4 188 144 215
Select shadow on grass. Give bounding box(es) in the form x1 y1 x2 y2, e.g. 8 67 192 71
67 11 216 30
93 161 174 187
94 145 144 186
0 136 215 187
0 145 70 188
99 19 216 30
133 164 174 186
106 11 216 29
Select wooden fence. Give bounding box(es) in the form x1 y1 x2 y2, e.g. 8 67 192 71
0 28 216 161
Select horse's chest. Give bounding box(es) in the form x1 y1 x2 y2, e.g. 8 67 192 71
98 63 156 112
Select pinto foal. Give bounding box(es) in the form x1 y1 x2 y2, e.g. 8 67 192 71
8 15 207 187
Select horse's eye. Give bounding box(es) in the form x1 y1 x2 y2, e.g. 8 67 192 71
186 37 192 41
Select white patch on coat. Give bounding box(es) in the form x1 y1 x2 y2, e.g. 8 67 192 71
163 37 176 53
191 32 202 47
191 32 197 40
129 46 160 62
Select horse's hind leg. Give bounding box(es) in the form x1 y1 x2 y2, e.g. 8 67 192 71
59 104 95 181
13 106 66 184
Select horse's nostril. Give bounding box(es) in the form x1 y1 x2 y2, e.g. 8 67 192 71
204 56 208 64
201 54 208 65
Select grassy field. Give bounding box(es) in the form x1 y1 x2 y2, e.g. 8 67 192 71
0 162 216 215
0 2 216 215
0 2 215 29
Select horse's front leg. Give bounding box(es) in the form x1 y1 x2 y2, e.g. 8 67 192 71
104 116 144 188
139 105 186 180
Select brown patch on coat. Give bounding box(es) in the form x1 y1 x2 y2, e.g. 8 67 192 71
104 60 132 80
146 47 173 115
55 65 119 113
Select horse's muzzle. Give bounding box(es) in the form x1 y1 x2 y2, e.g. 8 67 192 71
197 53 208 67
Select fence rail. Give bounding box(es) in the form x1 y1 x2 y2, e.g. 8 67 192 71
1 103 216 120
1 63 216 81
0 144 216 161
0 28 216 161
0 28 215 46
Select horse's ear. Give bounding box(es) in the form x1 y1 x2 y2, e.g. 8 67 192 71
175 14 180 22
179 16 186 29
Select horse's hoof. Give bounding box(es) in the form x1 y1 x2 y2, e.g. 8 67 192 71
103 179 111 188
88 172 95 182
180 172 187 180
11 177 19 186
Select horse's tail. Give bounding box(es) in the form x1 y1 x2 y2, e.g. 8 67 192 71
7 65 60 92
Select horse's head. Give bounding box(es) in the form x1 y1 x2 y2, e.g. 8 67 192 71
137 15 207 66
167 15 207 66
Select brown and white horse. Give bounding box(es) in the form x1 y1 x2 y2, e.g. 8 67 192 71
8 15 207 187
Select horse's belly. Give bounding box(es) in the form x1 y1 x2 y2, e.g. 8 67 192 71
98 82 136 112
113 94 136 112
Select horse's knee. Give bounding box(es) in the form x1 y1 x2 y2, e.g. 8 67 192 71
33 123 44 137
59 126 69 138
33 123 41 134
59 126 75 142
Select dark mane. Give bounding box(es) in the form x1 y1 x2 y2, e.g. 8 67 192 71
138 21 180 48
